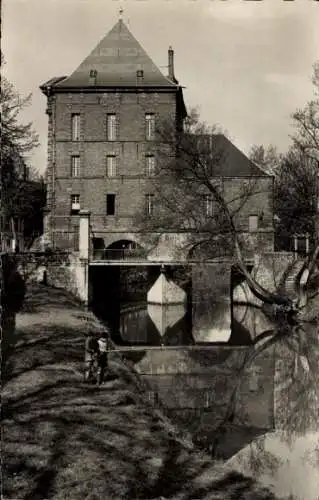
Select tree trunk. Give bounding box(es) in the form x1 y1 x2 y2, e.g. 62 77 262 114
234 238 292 307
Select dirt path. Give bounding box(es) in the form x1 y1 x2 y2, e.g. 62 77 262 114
2 283 277 500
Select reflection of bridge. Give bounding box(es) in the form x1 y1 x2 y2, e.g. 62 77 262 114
29 212 302 345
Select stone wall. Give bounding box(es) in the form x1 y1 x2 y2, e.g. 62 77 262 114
233 252 301 308
21 252 89 305
44 254 89 304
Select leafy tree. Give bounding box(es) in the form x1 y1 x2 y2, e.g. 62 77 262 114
1 71 42 250
249 145 317 252
250 62 319 257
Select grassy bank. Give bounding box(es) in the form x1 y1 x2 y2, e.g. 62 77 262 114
2 283 278 499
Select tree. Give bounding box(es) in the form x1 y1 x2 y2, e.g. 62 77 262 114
291 61 319 169
249 145 317 252
249 62 319 295
1 76 39 155
1 72 42 250
249 144 282 176
274 150 317 251
136 109 298 310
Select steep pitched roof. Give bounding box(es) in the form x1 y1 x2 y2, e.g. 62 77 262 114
55 20 176 88
207 135 269 177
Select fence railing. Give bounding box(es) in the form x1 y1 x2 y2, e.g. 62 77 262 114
92 248 147 261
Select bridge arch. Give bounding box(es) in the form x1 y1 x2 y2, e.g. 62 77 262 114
93 237 147 261
106 239 143 251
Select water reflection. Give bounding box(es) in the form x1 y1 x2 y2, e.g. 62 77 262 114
112 300 270 347
192 300 231 343
118 303 193 346
232 303 273 341
225 321 319 500
147 304 186 337
102 295 319 498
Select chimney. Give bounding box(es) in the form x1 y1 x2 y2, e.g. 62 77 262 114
168 46 175 81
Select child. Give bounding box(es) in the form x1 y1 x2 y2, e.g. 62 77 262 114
84 333 99 382
97 331 110 385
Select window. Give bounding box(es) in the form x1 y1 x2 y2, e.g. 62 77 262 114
293 235 310 256
107 114 117 141
71 156 80 177
145 113 155 140
71 194 80 215
146 194 154 216
106 155 117 177
71 114 80 141
106 194 115 215
205 195 213 217
146 155 155 177
249 215 259 232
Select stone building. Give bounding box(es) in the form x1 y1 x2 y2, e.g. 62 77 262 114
40 18 274 259
40 18 186 254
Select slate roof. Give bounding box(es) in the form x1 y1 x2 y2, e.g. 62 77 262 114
53 20 177 88
206 134 268 177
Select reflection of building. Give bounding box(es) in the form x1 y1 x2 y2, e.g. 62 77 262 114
40 15 274 258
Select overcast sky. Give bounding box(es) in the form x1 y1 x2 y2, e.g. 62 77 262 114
2 0 319 174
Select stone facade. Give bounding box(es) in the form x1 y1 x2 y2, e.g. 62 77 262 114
51 91 180 243
41 19 274 258
40 19 186 252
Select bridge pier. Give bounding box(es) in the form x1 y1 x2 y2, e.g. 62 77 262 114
78 210 91 306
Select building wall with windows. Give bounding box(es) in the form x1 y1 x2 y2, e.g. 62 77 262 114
41 19 186 250
51 90 177 242
41 19 273 256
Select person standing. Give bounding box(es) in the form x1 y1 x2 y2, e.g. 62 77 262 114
84 333 99 383
97 332 110 385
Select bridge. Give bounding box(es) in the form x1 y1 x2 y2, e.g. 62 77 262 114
12 211 302 340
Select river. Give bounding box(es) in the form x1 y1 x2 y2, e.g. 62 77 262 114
93 277 319 499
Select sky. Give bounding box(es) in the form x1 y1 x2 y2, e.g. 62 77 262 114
2 0 319 174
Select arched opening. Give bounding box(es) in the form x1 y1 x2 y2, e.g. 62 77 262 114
187 237 234 260
104 239 147 260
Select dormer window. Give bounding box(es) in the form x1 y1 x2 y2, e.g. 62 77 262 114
136 69 144 83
